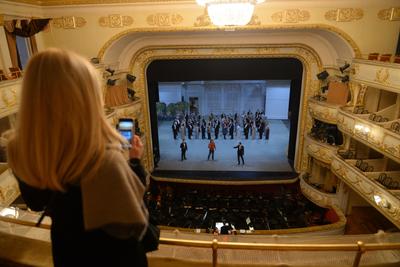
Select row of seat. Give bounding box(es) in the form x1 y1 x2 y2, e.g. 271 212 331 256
0 67 22 81
377 173 400 190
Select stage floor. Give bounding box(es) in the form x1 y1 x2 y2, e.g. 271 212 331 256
156 119 293 172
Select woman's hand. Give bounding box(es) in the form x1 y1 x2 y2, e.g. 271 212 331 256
129 135 144 159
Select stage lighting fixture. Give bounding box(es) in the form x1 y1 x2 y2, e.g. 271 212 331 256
105 68 115 76
341 75 350 83
127 88 135 99
316 70 329 80
107 79 117 86
339 63 350 73
90 57 100 64
126 74 136 83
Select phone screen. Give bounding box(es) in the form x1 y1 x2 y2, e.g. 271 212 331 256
118 119 134 142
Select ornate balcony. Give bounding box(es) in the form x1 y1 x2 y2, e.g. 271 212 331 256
0 79 21 118
352 59 400 93
300 174 338 208
0 164 19 207
331 155 400 228
308 97 341 124
337 108 400 161
305 134 339 164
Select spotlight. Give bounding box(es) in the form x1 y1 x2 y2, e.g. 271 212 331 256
105 68 115 76
126 74 136 83
341 75 349 83
107 79 117 86
339 63 350 73
316 70 329 80
127 88 135 99
90 57 100 64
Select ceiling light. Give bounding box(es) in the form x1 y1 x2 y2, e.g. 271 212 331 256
196 0 265 26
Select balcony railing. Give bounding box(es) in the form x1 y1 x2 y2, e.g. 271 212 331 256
305 134 339 164
308 97 341 124
331 154 400 228
352 59 400 93
0 215 400 267
0 79 21 118
300 174 339 208
337 108 400 162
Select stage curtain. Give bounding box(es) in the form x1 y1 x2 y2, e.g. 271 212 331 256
4 19 50 37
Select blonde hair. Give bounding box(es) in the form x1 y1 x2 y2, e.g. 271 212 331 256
7 48 125 191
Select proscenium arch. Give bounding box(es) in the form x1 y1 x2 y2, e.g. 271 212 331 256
125 44 322 172
97 24 360 64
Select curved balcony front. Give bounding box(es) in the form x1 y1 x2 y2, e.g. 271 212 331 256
300 174 338 208
331 154 400 228
337 108 400 162
352 59 400 93
305 134 339 165
308 97 341 124
0 79 21 119
0 164 19 207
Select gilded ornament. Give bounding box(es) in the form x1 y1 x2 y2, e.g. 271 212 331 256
175 49 197 55
248 15 261 26
378 8 400 21
325 8 363 22
213 48 236 54
194 10 212 27
147 13 183 27
271 9 310 23
256 47 279 54
375 68 390 85
0 15 4 27
52 16 86 29
99 14 133 28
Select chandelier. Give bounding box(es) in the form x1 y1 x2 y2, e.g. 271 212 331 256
196 0 265 26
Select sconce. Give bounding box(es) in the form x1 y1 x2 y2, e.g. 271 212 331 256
126 74 136 83
339 63 350 73
374 195 391 209
355 124 370 136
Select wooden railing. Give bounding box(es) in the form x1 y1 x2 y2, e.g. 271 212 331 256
1 215 400 267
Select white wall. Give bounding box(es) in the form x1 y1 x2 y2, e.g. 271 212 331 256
265 80 291 119
158 83 182 105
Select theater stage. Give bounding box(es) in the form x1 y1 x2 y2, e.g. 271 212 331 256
156 119 293 173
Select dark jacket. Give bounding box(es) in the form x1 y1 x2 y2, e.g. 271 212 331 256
17 159 148 267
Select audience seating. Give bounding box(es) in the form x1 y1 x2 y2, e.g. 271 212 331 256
380 54 392 62
9 67 22 79
0 70 9 81
368 53 379 60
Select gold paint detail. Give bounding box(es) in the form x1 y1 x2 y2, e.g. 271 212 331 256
194 10 212 27
99 14 133 28
52 16 86 29
375 68 390 85
271 9 310 23
147 13 183 27
248 15 261 26
308 100 338 124
378 7 400 21
325 8 363 22
0 15 4 27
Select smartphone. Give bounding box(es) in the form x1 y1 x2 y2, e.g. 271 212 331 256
117 118 134 142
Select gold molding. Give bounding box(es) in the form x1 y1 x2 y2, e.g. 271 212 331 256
378 7 400 21
152 175 299 185
375 68 390 85
7 0 189 6
52 16 86 29
0 15 4 27
121 43 321 171
271 9 310 23
96 24 361 60
147 13 183 27
99 14 133 28
325 8 363 22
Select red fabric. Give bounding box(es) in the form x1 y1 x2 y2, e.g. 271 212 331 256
324 209 339 223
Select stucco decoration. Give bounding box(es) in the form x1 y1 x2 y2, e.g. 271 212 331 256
271 9 310 23
194 10 211 27
147 13 183 27
52 16 86 29
99 14 133 28
325 8 363 22
248 15 261 25
378 7 400 21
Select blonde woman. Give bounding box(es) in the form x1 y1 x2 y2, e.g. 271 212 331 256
7 48 150 267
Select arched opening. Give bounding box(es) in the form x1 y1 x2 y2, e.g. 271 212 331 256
147 57 303 178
